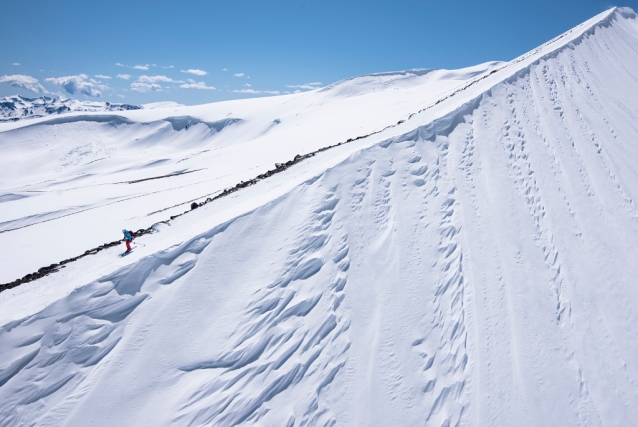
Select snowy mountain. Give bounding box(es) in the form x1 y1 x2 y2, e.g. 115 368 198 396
0 95 142 122
1 7 638 426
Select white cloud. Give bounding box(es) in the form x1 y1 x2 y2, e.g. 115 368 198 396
243 83 251 87
233 73 244 77
117 74 131 80
12 63 20 66
161 65 174 69
95 74 112 79
117 94 125 98
138 75 183 83
0 74 48 94
222 68 228 71
117 62 153 71
45 74 107 97
180 81 215 90
129 74 187 93
130 82 162 93
181 69 207 76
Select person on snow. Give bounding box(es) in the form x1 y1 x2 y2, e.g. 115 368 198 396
122 229 135 252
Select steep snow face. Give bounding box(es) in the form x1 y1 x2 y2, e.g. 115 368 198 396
1 7 638 427
0 95 142 122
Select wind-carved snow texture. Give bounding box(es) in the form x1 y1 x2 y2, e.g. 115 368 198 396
411 155 469 425
2 8 638 427
0 125 474 426
165 131 477 427
175 189 351 427
0 237 209 426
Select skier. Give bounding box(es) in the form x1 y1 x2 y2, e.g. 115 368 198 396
122 229 135 252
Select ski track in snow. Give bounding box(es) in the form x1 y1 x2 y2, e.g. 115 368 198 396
2 7 638 426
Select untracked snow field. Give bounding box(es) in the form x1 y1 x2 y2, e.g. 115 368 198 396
1 7 638 427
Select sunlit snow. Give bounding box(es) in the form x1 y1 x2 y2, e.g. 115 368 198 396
1 7 638 427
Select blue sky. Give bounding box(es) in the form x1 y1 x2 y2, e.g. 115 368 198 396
1 0 631 106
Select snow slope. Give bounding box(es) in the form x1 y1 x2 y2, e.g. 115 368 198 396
0 60 506 284
1 6 638 426
0 95 142 122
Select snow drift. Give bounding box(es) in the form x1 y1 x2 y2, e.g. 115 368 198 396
1 7 638 427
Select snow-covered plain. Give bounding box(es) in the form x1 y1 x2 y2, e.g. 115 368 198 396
1 6 638 426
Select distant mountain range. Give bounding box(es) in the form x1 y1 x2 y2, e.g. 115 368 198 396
0 95 142 122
